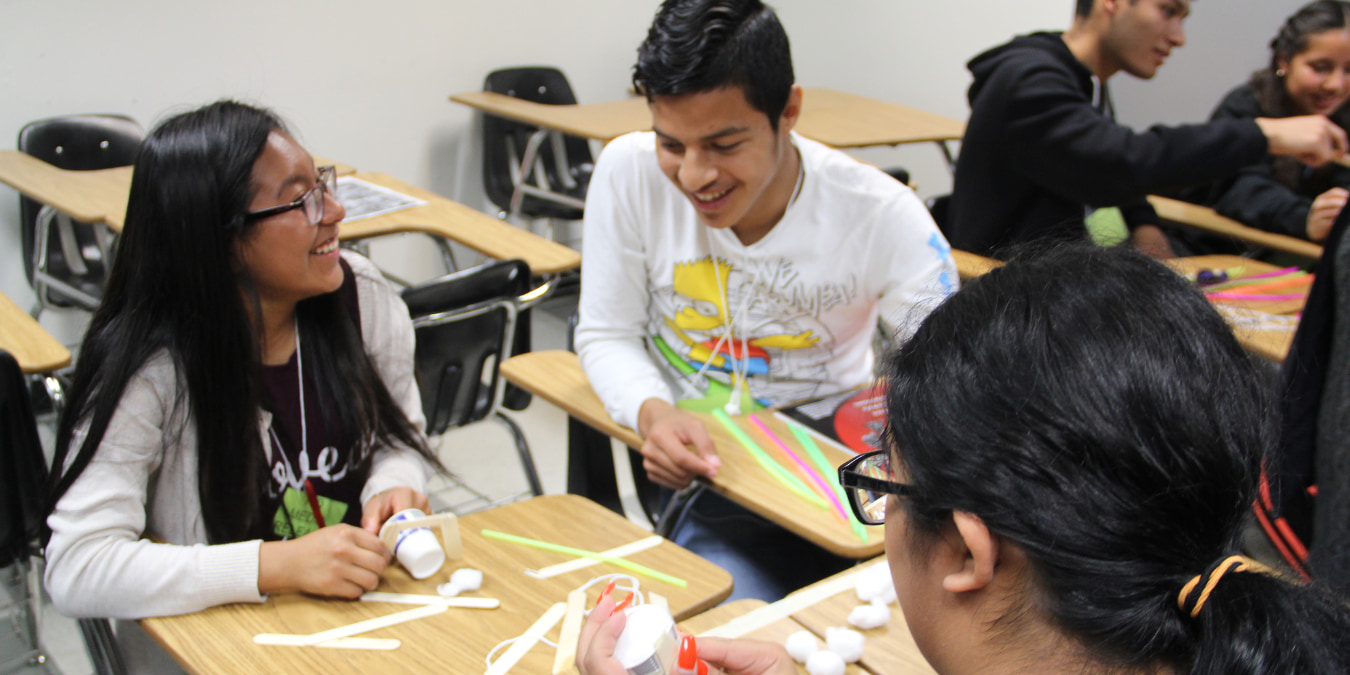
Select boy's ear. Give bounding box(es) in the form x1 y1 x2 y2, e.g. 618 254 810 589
941 511 999 593
778 84 803 134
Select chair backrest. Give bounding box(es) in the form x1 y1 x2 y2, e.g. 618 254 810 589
16 114 143 291
401 260 532 436
481 67 594 219
0 351 49 568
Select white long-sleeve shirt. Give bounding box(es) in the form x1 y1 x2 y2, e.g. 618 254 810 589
576 132 956 430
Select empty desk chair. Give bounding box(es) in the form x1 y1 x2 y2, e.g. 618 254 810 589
401 259 547 512
480 67 594 230
17 114 143 316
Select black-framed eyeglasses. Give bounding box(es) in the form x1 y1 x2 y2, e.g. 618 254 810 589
838 449 915 526
244 165 338 225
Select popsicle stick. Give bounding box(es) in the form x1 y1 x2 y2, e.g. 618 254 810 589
527 536 663 579
486 602 567 675
552 590 588 675
360 592 499 608
253 604 446 646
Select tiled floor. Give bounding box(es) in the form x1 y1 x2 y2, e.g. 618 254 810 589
19 285 592 674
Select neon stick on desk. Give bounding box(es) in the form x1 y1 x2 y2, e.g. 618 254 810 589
787 421 869 543
1206 292 1308 301
710 409 827 508
479 529 688 588
748 416 846 516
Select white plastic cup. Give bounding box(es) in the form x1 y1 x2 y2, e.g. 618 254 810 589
380 509 445 579
612 604 678 674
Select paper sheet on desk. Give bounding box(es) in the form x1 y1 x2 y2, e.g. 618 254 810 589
337 177 427 222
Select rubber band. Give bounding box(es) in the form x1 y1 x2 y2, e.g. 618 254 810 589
1176 555 1273 618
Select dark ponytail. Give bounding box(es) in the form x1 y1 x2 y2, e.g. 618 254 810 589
883 245 1350 673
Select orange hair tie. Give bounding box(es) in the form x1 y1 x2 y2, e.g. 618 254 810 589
1176 555 1273 618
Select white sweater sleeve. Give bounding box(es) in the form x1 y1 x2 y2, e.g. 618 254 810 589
44 360 264 619
575 135 677 431
871 193 959 343
347 251 431 505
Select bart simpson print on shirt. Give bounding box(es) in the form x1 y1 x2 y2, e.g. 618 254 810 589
651 255 846 411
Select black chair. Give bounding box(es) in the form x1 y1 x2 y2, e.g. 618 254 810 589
17 114 143 316
0 351 124 674
401 260 547 512
481 67 594 223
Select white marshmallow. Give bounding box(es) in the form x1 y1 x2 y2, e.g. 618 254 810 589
854 564 896 604
826 626 866 663
847 603 891 629
784 630 820 663
805 650 846 675
436 567 484 597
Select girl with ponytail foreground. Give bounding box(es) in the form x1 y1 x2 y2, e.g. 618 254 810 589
578 245 1350 674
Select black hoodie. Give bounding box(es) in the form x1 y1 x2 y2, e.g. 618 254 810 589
947 31 1268 258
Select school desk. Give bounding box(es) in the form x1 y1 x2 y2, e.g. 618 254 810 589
676 556 936 675
498 350 885 559
339 172 580 276
0 150 355 231
452 87 963 150
1167 255 1299 363
138 494 731 675
0 289 69 374
0 151 578 277
1149 195 1323 262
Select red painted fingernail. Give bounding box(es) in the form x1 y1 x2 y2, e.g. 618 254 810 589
613 593 635 611
678 635 697 670
594 581 616 608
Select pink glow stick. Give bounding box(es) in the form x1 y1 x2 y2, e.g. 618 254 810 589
1206 292 1307 301
748 416 851 523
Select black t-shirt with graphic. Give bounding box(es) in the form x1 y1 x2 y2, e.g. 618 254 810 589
259 259 365 539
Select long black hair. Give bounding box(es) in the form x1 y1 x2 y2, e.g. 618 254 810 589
634 0 794 130
47 100 436 544
1253 0 1350 189
884 245 1350 673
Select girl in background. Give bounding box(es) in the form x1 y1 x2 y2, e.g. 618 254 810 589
1194 0 1350 242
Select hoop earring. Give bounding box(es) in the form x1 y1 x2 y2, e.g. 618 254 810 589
1276 68 1287 77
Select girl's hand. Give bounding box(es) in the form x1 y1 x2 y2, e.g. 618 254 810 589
361 487 431 534
258 525 390 598
577 594 796 675
1307 187 1349 242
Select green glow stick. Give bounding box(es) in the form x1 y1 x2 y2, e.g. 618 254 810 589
711 409 827 508
480 529 687 588
788 421 869 544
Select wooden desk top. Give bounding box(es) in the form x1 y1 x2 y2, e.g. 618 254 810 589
0 150 354 232
499 350 884 559
0 290 71 374
341 172 581 276
1168 255 1297 363
141 494 731 674
951 249 1001 280
1149 195 1322 261
678 557 933 675
451 87 964 149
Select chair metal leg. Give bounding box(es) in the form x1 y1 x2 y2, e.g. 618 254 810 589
654 484 705 539
493 412 543 497
77 619 126 675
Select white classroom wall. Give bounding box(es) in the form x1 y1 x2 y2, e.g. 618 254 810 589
0 0 1305 346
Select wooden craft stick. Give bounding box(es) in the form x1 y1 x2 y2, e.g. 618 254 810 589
552 590 588 675
253 604 446 647
699 561 889 638
360 592 500 608
527 535 663 578
648 592 670 613
486 602 567 675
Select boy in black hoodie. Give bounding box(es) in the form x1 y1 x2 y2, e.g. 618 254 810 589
947 0 1347 259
